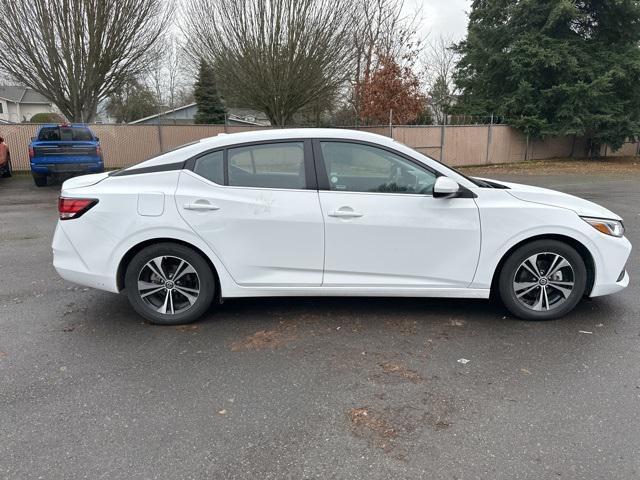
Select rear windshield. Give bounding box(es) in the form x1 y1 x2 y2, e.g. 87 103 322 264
37 126 94 141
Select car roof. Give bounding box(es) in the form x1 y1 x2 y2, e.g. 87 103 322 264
129 128 401 170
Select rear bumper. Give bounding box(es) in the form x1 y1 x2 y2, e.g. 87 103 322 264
31 161 103 174
52 222 119 292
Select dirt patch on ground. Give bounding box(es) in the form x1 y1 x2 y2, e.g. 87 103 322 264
175 324 199 333
377 361 423 384
348 407 398 452
383 318 418 335
230 329 297 351
461 156 640 176
348 400 453 456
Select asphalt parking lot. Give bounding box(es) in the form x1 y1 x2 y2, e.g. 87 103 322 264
1 170 638 480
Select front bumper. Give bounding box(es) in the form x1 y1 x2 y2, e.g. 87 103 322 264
589 235 632 297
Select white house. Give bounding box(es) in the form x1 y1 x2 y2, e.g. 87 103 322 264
0 86 56 123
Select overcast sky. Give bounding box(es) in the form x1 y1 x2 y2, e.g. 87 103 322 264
406 0 472 42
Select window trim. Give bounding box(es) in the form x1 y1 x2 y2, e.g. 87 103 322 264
185 138 317 191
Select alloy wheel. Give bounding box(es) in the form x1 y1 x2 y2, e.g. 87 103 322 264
137 255 200 315
512 252 575 311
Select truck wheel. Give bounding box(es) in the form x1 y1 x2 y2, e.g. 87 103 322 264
33 173 47 187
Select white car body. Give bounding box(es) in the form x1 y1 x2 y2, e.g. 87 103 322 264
52 128 631 311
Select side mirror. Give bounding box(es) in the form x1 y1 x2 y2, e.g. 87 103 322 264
94 137 99 142
433 176 460 198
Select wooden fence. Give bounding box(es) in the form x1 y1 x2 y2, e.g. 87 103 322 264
1 123 638 172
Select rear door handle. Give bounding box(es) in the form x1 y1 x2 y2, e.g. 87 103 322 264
183 202 220 211
328 208 363 218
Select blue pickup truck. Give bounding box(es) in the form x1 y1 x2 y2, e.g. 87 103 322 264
29 124 104 186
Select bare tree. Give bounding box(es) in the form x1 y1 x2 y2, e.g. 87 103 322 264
0 0 171 122
182 0 358 126
423 35 459 124
147 34 190 110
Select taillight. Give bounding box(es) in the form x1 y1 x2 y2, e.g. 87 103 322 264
29 146 34 159
58 197 98 220
95 145 102 157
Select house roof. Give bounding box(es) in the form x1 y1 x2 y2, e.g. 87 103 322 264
129 103 270 126
129 103 197 124
0 86 52 104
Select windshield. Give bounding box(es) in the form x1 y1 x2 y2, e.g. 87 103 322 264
37 126 94 142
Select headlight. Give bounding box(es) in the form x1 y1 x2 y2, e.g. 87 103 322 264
581 217 625 237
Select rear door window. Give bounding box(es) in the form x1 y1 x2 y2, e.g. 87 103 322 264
228 142 306 189
193 151 224 185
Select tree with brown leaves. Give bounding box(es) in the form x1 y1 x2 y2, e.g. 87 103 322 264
359 55 426 125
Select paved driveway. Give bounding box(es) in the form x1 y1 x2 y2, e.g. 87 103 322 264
1 171 638 479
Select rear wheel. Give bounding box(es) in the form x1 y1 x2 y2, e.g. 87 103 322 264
125 243 216 325
498 240 587 320
32 173 47 187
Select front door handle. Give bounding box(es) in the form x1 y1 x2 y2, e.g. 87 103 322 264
183 202 220 211
328 207 363 218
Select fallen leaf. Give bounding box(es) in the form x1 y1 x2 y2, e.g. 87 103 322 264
218 409 226 415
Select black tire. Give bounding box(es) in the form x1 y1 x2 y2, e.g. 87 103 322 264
33 173 47 187
1 159 11 178
125 242 216 325
498 240 587 320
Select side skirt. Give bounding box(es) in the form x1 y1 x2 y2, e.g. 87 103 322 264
221 286 491 299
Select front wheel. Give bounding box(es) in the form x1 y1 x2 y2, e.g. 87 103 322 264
498 240 587 320
125 243 216 325
32 173 47 186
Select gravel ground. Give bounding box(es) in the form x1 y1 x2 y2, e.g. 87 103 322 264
0 169 638 480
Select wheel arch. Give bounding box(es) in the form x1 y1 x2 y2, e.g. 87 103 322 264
116 238 221 300
490 234 596 298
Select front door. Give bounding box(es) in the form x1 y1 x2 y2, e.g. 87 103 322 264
176 141 324 286
315 140 481 288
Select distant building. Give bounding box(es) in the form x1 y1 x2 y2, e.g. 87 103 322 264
128 103 270 126
0 86 56 123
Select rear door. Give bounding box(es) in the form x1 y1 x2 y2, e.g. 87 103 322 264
314 140 481 288
176 140 325 286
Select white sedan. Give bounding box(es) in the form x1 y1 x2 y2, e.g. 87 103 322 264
52 129 631 325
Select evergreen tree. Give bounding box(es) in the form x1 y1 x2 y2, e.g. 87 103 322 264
455 0 640 151
194 59 226 124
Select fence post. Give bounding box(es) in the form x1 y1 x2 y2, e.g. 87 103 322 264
389 109 393 138
156 119 164 154
440 115 446 163
485 114 493 164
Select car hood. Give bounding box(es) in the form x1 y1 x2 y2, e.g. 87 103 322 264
477 178 622 220
61 172 109 190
